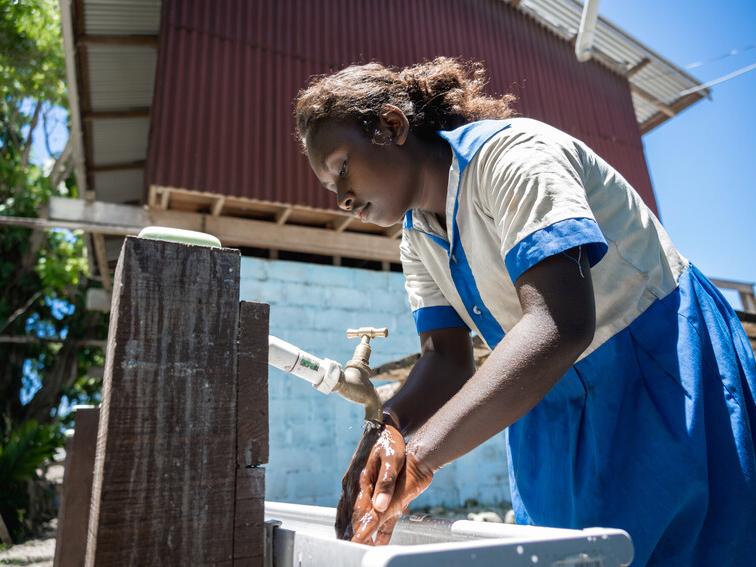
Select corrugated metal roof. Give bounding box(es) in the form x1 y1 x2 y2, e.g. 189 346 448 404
62 0 707 212
90 117 149 164
509 0 708 126
145 0 662 215
87 45 156 111
83 0 161 35
92 170 145 203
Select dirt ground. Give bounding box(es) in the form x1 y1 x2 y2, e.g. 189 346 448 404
0 519 56 566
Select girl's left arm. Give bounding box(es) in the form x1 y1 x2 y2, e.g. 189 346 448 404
409 245 595 470
350 246 595 544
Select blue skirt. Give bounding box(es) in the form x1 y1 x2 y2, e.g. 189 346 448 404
506 264 756 566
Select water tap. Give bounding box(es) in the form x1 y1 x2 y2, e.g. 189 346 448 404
267 327 388 426
333 327 388 426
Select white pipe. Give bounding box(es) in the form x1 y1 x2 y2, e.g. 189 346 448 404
575 0 601 63
268 336 342 393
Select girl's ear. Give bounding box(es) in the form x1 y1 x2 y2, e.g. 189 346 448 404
375 104 410 146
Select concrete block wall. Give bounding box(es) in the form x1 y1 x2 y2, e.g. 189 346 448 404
240 257 510 509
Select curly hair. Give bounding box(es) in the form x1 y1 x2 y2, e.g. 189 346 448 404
294 57 517 148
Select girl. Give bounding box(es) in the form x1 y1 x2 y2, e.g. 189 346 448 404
294 58 756 566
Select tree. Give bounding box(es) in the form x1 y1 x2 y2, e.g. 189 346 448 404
1 0 107 541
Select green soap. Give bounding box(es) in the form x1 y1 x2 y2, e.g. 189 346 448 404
137 226 222 248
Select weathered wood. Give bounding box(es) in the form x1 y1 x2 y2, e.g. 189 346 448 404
233 467 265 565
54 407 99 567
85 237 241 566
238 302 269 467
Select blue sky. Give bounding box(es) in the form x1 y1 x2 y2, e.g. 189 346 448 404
600 0 756 308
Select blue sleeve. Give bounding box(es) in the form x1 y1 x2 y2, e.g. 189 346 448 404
412 305 469 334
504 217 608 283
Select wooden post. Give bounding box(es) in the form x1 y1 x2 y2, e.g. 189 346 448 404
84 236 268 566
54 407 100 567
234 302 269 565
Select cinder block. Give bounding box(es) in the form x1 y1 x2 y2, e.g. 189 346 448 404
240 257 269 282
327 286 368 308
306 264 355 288
239 280 283 304
265 259 313 284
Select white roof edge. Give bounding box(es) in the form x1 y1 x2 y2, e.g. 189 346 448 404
59 0 88 195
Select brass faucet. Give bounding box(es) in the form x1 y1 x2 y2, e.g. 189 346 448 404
333 327 388 427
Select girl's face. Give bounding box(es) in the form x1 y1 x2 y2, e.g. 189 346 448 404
305 118 421 227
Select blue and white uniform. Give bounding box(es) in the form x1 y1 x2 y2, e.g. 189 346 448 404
401 118 756 566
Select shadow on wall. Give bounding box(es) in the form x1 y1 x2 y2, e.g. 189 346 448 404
240 256 510 508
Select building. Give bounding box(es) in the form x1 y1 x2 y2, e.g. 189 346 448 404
51 0 716 507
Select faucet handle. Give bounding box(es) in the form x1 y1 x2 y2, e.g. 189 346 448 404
346 327 389 341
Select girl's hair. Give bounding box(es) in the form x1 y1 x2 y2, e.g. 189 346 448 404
294 57 517 147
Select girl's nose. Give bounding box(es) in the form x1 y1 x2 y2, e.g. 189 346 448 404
337 190 355 211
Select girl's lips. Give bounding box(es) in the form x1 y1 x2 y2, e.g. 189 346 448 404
358 203 371 222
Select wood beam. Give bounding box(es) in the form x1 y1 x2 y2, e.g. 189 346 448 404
333 216 353 232
211 196 225 217
640 91 705 134
630 84 675 117
626 57 651 78
83 109 150 121
205 216 400 263
91 233 112 291
386 224 404 239
12 197 403 263
160 188 171 210
77 35 158 48
275 206 292 225
90 160 145 173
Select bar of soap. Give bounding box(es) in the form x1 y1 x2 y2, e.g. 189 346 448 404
137 226 222 248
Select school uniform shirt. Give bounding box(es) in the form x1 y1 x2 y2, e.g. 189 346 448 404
401 117 756 567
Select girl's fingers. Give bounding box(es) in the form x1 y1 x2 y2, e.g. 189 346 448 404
375 514 400 545
372 456 400 512
351 506 380 544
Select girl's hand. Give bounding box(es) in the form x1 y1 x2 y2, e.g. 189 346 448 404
350 429 434 545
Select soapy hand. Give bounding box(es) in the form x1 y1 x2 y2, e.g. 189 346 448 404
350 425 434 545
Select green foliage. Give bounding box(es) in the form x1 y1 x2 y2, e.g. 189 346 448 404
0 0 107 540
0 0 66 106
0 420 63 539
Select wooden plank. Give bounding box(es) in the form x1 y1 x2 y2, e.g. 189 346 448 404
275 206 292 225
54 407 99 567
233 467 265 564
83 109 150 121
44 197 402 262
160 187 171 210
49 197 149 227
626 57 651 78
386 224 404 239
91 233 112 291
237 302 269 467
205 216 400 263
629 83 675 117
212 196 226 217
78 34 158 47
85 237 241 566
90 160 146 173
333 216 353 232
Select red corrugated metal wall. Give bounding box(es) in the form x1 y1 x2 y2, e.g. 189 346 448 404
145 0 658 215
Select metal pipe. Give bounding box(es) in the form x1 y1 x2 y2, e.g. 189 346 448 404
575 0 601 63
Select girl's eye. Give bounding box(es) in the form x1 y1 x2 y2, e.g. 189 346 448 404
339 161 348 177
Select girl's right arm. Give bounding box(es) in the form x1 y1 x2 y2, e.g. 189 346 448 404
383 327 475 435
